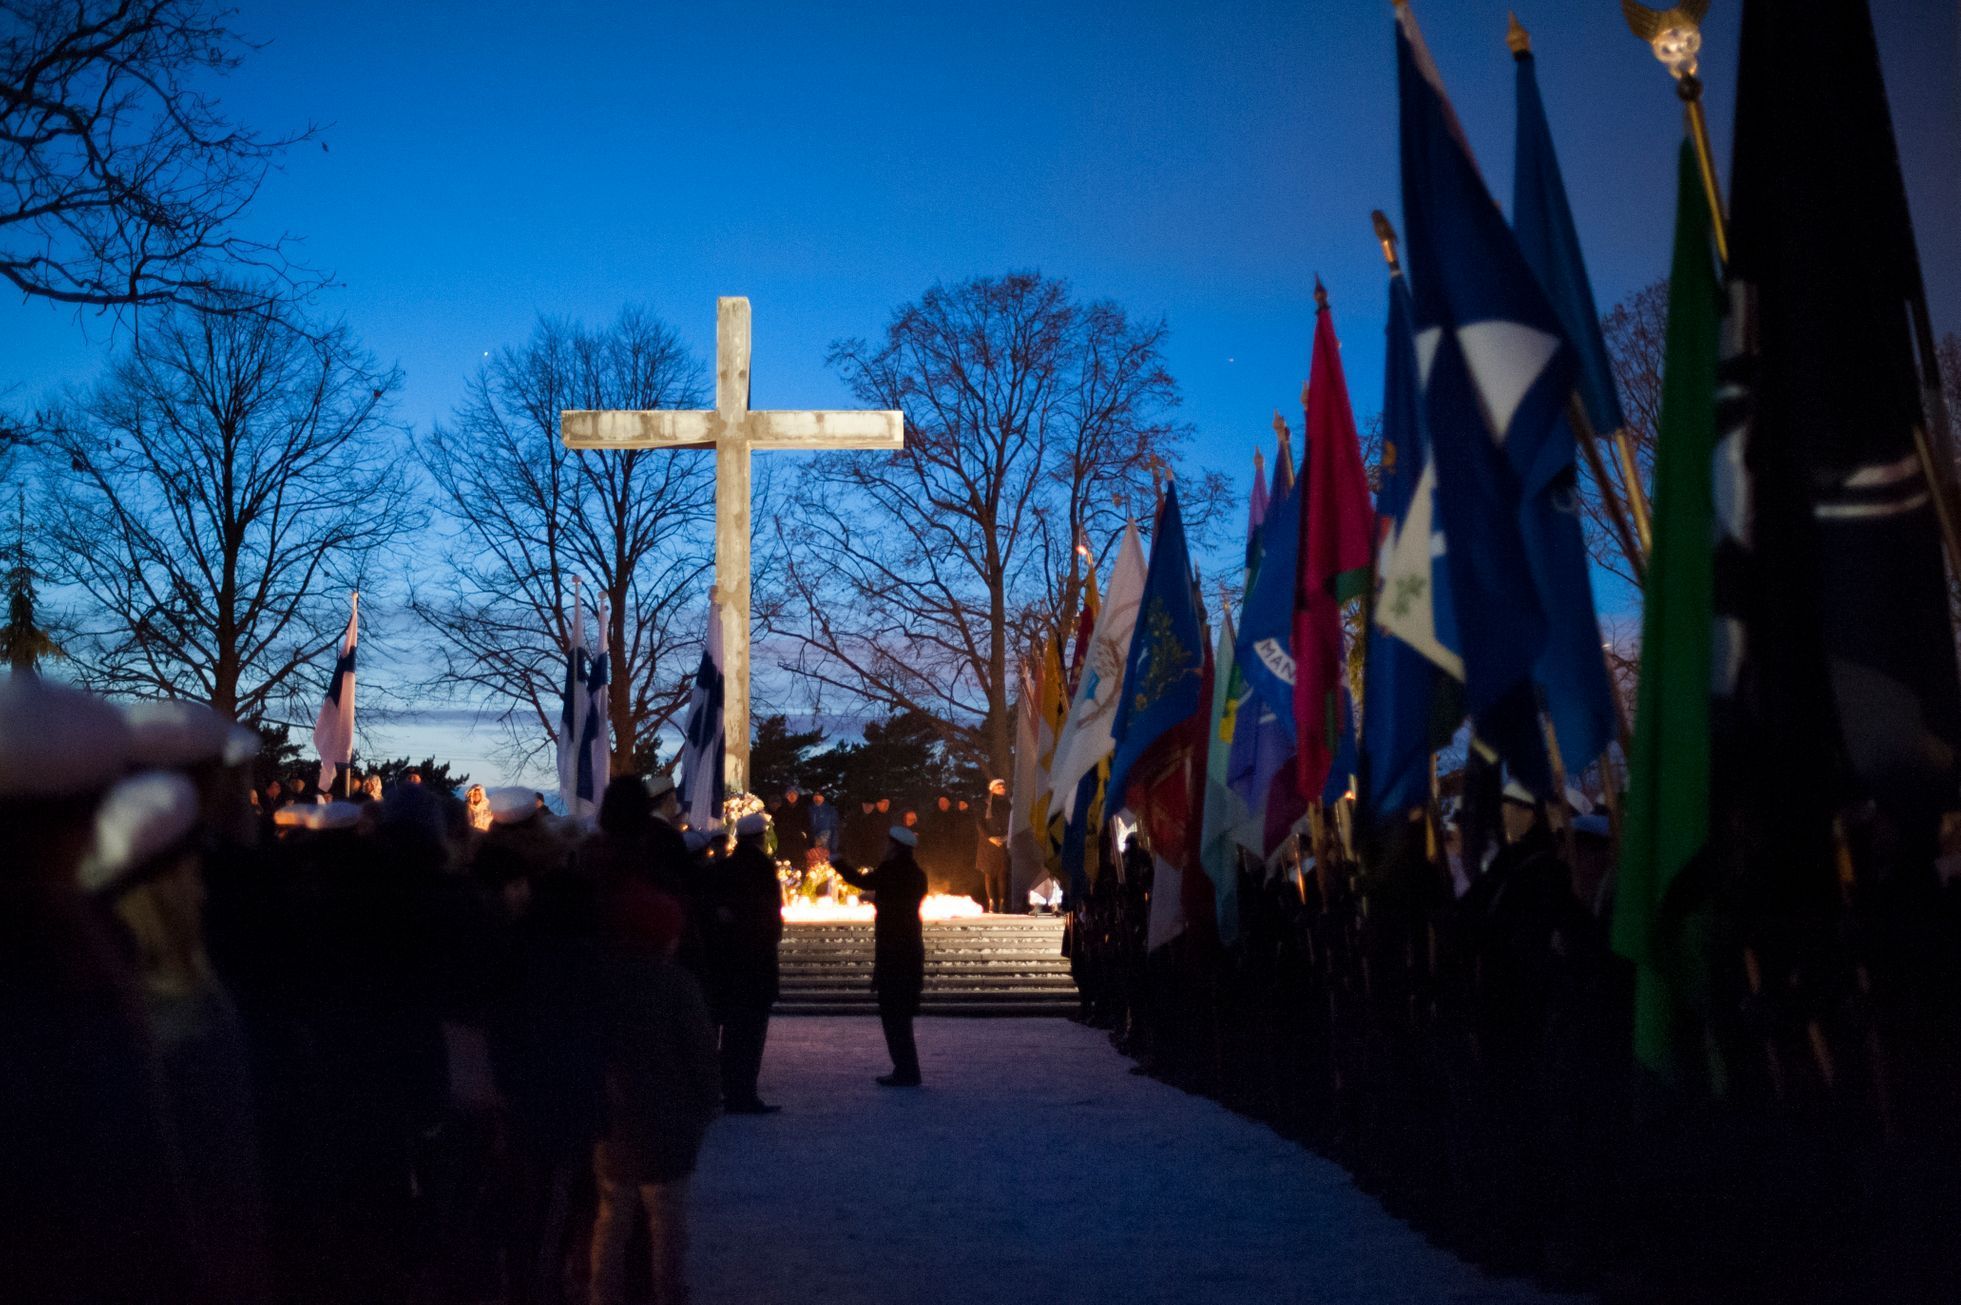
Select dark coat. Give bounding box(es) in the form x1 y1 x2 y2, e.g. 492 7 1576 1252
774 799 812 864
593 952 720 1184
706 840 782 1013
834 849 928 1011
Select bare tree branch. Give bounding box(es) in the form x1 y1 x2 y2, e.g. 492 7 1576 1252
412 307 714 777
775 272 1205 784
1 0 317 316
38 292 416 721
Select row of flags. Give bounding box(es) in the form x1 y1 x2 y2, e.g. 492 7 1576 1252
309 583 618 815
1006 0 1961 1092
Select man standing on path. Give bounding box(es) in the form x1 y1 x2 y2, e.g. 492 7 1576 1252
832 827 928 1086
707 813 782 1113
979 778 1009 913
775 787 811 868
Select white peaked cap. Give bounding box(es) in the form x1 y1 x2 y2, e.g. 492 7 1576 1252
888 825 918 848
1501 779 1539 806
82 770 198 894
683 828 713 852
487 786 540 825
0 672 130 800
735 812 769 837
646 772 677 799
313 801 364 831
125 699 246 769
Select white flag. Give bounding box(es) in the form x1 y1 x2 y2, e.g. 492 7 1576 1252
1047 523 1148 821
679 596 725 829
313 594 358 794
557 582 588 816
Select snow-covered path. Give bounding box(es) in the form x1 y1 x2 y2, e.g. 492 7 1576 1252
689 1017 1584 1305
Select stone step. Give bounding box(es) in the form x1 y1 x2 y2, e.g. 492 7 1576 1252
774 914 1076 1017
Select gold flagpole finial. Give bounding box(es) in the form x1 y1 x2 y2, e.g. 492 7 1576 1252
1312 276 1329 312
1272 411 1289 443
1370 210 1401 272
1506 12 1531 56
1621 0 1727 265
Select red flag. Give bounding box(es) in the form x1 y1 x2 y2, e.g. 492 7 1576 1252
1293 282 1376 798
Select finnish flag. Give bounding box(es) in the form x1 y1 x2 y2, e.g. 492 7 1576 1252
313 594 358 795
679 596 725 830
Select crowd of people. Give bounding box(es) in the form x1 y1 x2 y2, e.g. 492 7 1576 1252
1067 784 1961 1303
761 778 1012 910
0 671 935 1305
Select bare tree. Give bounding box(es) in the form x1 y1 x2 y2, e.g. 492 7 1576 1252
39 296 414 719
1594 279 1665 588
1 0 313 314
414 307 714 777
775 272 1217 785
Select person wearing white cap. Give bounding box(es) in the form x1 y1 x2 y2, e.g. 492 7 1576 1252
707 811 782 1113
832 825 929 1086
642 770 697 906
91 771 272 1303
0 673 199 1303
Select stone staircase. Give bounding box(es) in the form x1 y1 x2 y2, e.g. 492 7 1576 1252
777 915 1077 1017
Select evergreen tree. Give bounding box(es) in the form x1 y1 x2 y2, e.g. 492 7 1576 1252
1 496 61 672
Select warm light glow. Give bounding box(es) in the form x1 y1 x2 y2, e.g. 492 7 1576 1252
781 893 987 922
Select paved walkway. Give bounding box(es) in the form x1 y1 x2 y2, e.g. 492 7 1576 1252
690 1017 1585 1305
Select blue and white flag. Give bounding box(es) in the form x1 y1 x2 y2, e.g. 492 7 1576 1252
556 583 589 817
1395 5 1575 790
1366 267 1458 823
573 603 610 820
679 596 726 829
313 593 358 795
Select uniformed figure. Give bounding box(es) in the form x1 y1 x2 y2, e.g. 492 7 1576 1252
707 813 782 1113
832 826 929 1086
979 778 1010 913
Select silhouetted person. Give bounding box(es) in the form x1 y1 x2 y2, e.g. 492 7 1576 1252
775 787 811 866
980 778 1010 912
588 886 718 1305
707 813 781 1112
833 826 928 1086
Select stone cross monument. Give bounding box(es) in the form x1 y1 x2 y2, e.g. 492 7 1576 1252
561 297 903 794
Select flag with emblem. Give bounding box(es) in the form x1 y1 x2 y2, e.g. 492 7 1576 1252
1108 481 1212 941
1712 0 1961 893
1395 4 1575 791
1050 523 1149 822
1365 258 1458 824
1294 283 1377 799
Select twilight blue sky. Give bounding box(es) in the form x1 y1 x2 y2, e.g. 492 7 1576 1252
6 0 1957 782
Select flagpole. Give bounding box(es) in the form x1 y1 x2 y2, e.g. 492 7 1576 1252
1622 2 1730 266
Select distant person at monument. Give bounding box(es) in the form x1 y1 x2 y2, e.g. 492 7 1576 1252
832 825 929 1087
807 790 839 862
775 786 812 867
846 799 883 865
707 813 782 1113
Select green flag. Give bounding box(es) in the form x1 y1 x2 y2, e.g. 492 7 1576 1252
1612 142 1724 1089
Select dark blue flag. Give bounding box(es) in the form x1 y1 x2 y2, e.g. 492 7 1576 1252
1395 10 1577 791
1107 481 1207 851
1511 34 1622 771
1233 470 1299 745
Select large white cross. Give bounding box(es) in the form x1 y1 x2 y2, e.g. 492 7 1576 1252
560 297 903 794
